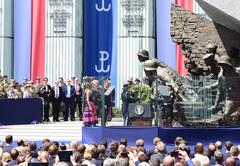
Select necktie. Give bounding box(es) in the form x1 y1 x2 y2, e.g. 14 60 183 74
75 85 79 95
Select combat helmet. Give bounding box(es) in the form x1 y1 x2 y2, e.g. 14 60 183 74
137 49 149 58
206 43 217 49
218 56 232 66
206 43 218 54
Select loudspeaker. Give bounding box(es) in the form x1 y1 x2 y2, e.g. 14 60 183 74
128 103 152 119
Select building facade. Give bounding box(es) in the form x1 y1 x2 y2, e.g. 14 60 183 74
0 0 207 105
117 0 156 100
45 0 83 83
0 0 13 77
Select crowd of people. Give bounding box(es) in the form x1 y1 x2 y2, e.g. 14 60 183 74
0 134 239 166
0 75 115 125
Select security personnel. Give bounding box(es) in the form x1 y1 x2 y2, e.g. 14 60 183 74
38 77 53 122
121 84 130 126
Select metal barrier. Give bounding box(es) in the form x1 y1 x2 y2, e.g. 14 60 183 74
0 98 44 125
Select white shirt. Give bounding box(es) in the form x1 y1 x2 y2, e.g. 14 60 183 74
55 86 59 98
23 90 32 98
66 85 71 98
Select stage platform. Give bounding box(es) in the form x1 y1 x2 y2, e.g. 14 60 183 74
0 119 240 149
82 126 240 150
0 119 123 141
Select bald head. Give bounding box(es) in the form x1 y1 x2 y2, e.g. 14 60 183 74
225 157 236 166
162 156 174 166
215 141 222 150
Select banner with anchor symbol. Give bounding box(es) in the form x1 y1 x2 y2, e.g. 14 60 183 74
83 0 116 77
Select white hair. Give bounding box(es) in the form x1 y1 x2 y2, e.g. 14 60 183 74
139 162 149 166
103 158 117 166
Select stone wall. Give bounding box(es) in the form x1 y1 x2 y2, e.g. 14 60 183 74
171 5 240 75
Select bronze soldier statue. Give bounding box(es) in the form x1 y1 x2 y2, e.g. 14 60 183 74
139 50 190 126
202 43 221 77
211 55 240 122
198 43 222 93
138 49 196 102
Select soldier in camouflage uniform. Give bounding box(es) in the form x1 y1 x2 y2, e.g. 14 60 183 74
6 84 19 99
0 84 6 98
14 84 23 98
34 77 41 94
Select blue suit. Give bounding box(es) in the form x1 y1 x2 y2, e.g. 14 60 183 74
63 85 75 121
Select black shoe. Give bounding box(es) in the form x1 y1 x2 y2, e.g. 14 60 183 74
107 116 112 121
44 119 49 122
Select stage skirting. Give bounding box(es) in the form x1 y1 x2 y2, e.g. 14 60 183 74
82 127 240 149
0 98 43 125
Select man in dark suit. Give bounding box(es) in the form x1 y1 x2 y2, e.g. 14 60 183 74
104 80 115 123
38 77 53 122
52 80 63 122
150 142 167 163
74 78 83 120
63 79 75 121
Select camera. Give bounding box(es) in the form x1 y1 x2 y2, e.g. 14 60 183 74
120 151 129 158
170 151 179 157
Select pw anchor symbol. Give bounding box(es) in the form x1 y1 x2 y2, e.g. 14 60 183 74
95 51 110 73
95 0 111 12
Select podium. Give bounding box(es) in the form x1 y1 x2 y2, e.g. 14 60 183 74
128 103 153 126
